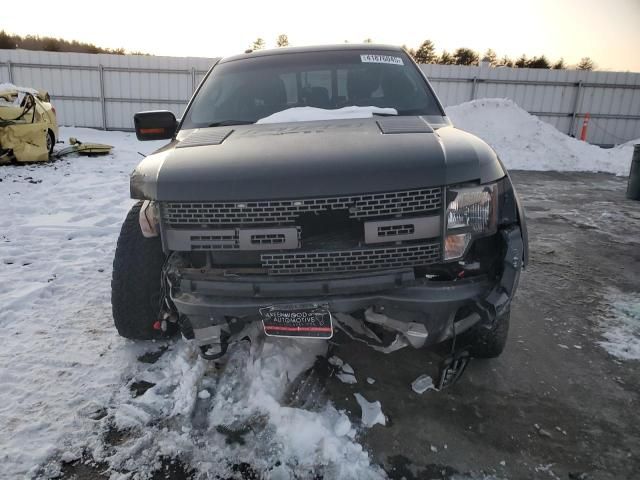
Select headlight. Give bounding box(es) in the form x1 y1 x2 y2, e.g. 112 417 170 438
444 184 497 260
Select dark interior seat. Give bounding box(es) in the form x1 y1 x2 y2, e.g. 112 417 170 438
306 87 331 108
346 69 380 105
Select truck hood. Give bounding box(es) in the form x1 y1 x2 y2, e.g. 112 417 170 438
130 117 505 201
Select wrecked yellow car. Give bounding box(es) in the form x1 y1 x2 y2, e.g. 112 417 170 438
0 85 59 163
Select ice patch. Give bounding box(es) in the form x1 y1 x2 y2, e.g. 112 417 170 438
353 393 386 428
328 355 344 368
336 363 357 384
256 106 397 124
598 294 640 360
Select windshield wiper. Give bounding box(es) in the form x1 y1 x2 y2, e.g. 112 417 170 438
208 120 255 127
371 112 399 117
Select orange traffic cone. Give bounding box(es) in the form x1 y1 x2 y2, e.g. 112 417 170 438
580 113 590 141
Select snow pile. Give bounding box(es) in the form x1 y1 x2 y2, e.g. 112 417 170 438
598 293 640 360
0 128 383 479
447 98 637 176
100 334 382 479
0 82 39 94
257 106 397 124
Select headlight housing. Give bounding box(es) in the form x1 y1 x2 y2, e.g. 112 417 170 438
444 183 498 260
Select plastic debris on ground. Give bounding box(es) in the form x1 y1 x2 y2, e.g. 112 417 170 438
411 374 436 394
353 393 386 428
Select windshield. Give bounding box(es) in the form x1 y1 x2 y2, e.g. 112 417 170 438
181 49 443 129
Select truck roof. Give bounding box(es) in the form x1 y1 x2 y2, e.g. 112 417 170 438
219 43 405 64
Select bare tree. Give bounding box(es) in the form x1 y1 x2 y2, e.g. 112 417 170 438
251 38 266 51
498 55 514 67
577 57 595 70
276 34 289 47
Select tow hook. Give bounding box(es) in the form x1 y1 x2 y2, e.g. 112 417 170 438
436 349 471 389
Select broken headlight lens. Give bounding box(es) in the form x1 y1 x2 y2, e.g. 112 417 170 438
444 183 498 260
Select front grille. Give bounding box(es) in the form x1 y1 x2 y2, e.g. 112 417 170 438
250 233 286 245
190 232 237 250
161 187 442 227
378 224 415 237
261 242 440 275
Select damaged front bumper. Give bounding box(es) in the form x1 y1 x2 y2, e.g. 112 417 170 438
166 226 524 352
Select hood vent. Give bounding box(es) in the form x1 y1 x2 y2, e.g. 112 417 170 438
177 128 234 148
377 117 433 134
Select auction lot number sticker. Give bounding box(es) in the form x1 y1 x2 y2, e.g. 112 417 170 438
360 54 404 65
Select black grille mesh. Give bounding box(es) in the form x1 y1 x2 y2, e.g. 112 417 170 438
261 242 440 275
161 187 442 226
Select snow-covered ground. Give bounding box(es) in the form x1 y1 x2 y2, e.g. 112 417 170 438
0 128 384 479
598 292 640 361
1 100 639 479
447 98 637 176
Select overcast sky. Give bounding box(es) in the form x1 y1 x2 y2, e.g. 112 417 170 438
3 0 639 71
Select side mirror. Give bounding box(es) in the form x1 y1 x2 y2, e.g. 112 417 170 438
134 110 177 141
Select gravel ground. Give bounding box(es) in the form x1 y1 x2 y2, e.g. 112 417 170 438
326 171 640 480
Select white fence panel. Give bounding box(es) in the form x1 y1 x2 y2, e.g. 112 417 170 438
421 64 640 145
2 49 639 145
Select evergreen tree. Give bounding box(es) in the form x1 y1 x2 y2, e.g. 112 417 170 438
438 50 454 65
577 57 594 70
0 30 16 49
527 55 551 69
401 45 416 60
515 54 528 68
43 39 61 52
452 47 479 66
0 30 126 54
552 58 566 70
483 48 497 66
414 40 438 64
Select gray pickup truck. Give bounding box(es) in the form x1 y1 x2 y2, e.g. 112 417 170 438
112 44 527 384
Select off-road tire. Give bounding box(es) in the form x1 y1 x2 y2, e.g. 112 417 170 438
46 129 55 154
111 201 172 340
465 309 510 359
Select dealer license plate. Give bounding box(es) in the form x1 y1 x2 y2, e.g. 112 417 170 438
259 303 333 339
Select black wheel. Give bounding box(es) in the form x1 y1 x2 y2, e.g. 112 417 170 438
46 129 55 154
111 201 173 340
464 309 510 359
